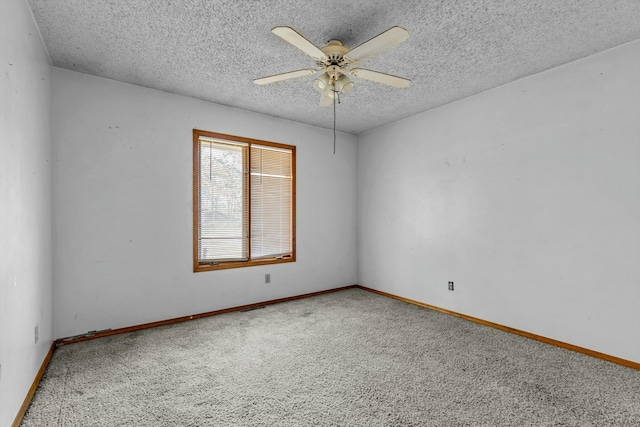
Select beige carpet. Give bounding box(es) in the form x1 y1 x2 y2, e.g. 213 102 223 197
22 288 640 426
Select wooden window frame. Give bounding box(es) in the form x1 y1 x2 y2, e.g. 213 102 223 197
193 129 296 272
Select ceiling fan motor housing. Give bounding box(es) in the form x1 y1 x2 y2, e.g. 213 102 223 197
320 40 353 95
321 40 349 63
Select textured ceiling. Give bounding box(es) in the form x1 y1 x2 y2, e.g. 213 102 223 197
27 0 640 134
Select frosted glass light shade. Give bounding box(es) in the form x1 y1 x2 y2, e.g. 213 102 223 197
336 74 354 94
314 73 331 93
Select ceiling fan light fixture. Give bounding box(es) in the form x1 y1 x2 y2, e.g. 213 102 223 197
336 74 354 95
314 72 331 93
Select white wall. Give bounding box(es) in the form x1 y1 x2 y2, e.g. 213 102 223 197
0 0 53 425
357 40 640 363
53 68 357 339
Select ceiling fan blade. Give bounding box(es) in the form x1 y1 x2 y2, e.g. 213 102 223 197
272 26 326 61
254 69 316 85
319 91 334 107
350 68 411 88
345 26 409 62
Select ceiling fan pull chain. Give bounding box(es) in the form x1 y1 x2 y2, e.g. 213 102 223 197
333 89 336 156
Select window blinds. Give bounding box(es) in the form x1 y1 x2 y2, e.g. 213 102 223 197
250 144 293 259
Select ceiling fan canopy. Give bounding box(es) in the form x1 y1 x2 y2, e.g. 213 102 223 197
254 26 410 106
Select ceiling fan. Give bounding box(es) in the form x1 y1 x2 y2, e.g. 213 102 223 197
254 26 410 106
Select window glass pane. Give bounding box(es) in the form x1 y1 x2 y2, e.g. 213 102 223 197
198 140 247 261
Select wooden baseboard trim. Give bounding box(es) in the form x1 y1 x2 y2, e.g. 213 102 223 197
12 342 56 427
356 285 640 370
55 285 358 346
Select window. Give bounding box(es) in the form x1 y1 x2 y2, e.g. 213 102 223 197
193 130 295 271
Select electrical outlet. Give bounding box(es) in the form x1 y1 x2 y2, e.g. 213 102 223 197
448 281 455 291
265 274 271 284
35 324 39 344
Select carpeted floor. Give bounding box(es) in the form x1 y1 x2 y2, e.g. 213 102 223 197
22 288 639 426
